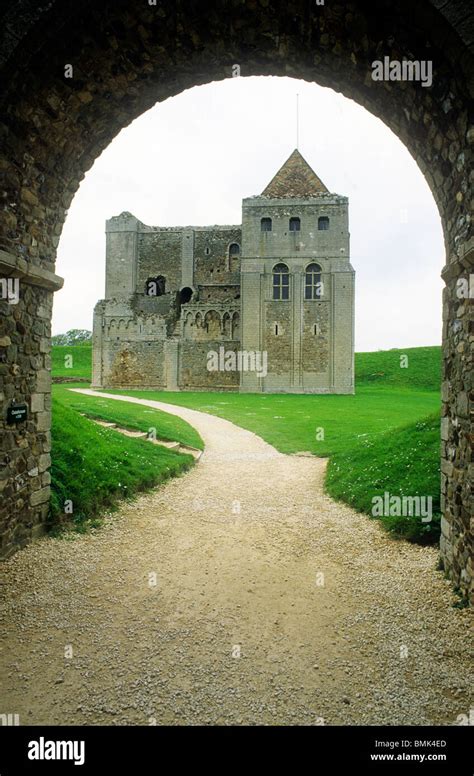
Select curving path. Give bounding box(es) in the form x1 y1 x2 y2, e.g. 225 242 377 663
0 391 471 726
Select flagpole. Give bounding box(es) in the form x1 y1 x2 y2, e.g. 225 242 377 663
296 93 299 149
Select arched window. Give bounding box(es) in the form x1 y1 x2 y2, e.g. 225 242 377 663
145 275 166 296
305 263 323 300
273 263 290 300
229 243 240 271
232 311 240 339
223 312 231 338
261 217 272 232
205 310 221 338
318 216 330 231
179 287 193 304
289 217 301 232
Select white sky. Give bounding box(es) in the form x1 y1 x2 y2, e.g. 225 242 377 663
53 76 444 351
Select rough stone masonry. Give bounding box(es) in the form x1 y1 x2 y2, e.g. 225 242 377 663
0 0 471 606
92 149 355 394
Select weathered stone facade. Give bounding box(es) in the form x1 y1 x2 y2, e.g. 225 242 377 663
0 252 62 556
93 151 355 393
0 1 471 604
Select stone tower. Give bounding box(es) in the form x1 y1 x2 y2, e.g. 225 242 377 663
240 149 355 393
92 149 355 394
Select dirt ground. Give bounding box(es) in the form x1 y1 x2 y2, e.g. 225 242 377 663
0 392 471 726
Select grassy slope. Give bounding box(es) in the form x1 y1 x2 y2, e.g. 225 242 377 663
51 397 194 531
355 346 441 390
51 344 441 542
326 414 441 543
103 384 440 457
99 344 441 458
52 344 92 379
53 384 203 450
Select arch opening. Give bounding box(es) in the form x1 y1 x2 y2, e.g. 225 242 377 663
0 0 470 602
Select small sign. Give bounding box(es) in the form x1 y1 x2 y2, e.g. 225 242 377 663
7 403 28 424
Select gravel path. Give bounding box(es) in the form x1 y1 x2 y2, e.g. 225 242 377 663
0 391 471 726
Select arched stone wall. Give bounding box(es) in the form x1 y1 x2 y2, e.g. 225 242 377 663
0 0 471 601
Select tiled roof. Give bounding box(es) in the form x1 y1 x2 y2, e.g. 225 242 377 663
261 149 329 198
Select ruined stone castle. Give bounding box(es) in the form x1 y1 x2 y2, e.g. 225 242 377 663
92 149 355 393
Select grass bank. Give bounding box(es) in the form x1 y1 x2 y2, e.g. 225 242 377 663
51 345 441 542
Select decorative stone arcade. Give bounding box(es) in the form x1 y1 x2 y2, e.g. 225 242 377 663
0 0 472 603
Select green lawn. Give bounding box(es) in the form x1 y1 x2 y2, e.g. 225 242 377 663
326 413 441 543
51 344 442 542
51 396 195 533
53 383 203 451
52 344 92 379
51 343 441 392
100 383 439 458
355 346 441 390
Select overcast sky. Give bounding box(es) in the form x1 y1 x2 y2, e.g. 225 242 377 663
53 76 444 352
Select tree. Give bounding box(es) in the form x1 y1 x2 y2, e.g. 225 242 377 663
51 329 92 346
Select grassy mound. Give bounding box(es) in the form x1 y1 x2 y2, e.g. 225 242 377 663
50 344 441 544
50 397 194 532
355 346 441 391
52 344 92 380
326 414 441 544
104 385 440 456
53 384 203 450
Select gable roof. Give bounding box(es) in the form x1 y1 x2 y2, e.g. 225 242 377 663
261 149 329 198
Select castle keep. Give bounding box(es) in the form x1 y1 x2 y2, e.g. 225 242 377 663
92 150 355 393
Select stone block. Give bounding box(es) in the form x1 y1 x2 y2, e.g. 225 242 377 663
440 417 449 441
441 458 454 477
456 391 468 417
35 370 51 392
30 393 44 413
30 487 50 507
36 411 51 431
441 515 451 540
38 453 51 473
39 338 50 354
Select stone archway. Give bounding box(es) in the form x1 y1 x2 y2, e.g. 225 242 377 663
0 0 471 602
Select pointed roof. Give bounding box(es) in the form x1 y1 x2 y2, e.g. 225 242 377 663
261 149 329 198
